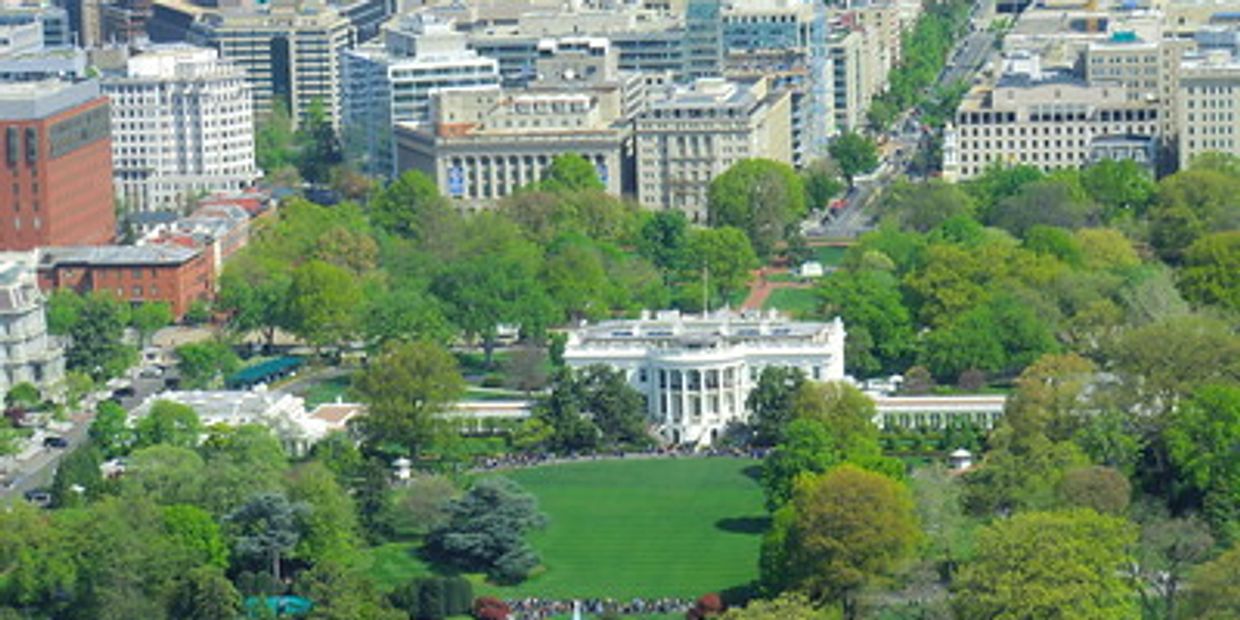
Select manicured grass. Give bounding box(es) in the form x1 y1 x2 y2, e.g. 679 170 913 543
814 245 848 267
297 374 355 407
474 458 766 600
763 287 820 315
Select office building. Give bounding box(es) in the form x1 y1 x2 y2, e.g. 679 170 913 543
0 252 64 395
191 0 354 127
563 309 846 447
103 45 258 211
1177 49 1240 169
395 38 641 206
101 0 153 44
0 3 71 48
634 77 792 221
827 27 865 132
36 244 214 318
65 0 101 46
942 54 1161 181
0 79 114 251
341 14 498 176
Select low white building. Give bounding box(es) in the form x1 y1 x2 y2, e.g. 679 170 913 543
133 388 331 457
564 309 846 447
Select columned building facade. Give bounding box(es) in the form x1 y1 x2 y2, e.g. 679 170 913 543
564 310 846 447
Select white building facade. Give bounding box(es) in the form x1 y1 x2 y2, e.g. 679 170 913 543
341 14 499 177
0 252 65 395
103 45 258 212
564 310 846 447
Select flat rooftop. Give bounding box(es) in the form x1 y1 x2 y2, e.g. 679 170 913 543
0 78 99 120
39 244 200 268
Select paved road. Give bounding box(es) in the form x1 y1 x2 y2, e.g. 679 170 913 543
0 410 92 505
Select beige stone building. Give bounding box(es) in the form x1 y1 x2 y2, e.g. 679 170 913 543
942 56 1161 181
394 42 643 207
634 77 792 221
1177 49 1240 168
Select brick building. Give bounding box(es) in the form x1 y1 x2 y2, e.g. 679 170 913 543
0 79 115 251
36 244 214 319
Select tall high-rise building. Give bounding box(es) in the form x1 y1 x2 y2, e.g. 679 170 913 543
684 0 723 79
0 79 114 251
65 0 101 46
341 14 498 176
102 45 258 211
191 0 355 127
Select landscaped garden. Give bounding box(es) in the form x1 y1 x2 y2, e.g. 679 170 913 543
365 458 766 603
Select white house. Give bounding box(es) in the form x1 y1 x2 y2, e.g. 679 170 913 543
563 309 847 447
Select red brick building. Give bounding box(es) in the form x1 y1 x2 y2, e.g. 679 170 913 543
0 79 115 251
37 244 215 319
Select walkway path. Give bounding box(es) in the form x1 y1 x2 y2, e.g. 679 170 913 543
739 267 813 311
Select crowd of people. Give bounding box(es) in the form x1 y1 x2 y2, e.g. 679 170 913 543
472 446 767 472
504 596 692 619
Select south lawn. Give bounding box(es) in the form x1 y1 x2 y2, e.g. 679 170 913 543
364 458 767 602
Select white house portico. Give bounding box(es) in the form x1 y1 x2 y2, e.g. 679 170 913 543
563 310 846 447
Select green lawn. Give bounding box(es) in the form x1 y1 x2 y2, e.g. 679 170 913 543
296 374 355 407
763 287 819 315
364 459 766 601
813 245 848 267
479 458 765 600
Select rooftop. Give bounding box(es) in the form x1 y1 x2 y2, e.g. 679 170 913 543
38 244 201 268
569 309 844 348
0 78 99 120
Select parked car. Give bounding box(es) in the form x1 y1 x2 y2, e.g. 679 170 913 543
42 436 68 449
23 488 51 506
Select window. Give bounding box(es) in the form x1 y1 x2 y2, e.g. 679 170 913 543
132 286 142 297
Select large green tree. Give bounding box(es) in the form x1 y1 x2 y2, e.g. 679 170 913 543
352 340 464 458
952 510 1138 620
1177 231 1240 313
761 465 920 619
816 270 914 377
827 132 879 188
284 260 361 351
425 477 548 583
707 159 807 258
1178 543 1240 619
1166 384 1240 540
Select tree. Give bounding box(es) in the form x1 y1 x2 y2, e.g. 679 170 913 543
162 504 229 568
952 510 1137 620
3 383 39 410
1150 167 1240 262
393 473 457 535
575 365 648 446
256 97 296 173
638 210 690 274
1106 315 1240 419
353 340 464 458
360 283 451 348
1058 465 1131 515
912 466 969 581
801 158 845 210
1165 384 1240 539
295 98 343 184
707 159 807 258
503 346 549 394
122 444 206 505
296 561 405 620
134 400 202 449
816 270 914 377
167 566 241 620
881 180 975 233
66 291 135 381
1136 515 1214 620
1178 543 1240 619
216 254 291 350
530 369 600 453
1075 228 1141 271
1080 158 1155 219
284 260 360 351
1178 231 1240 313
90 400 132 458
717 593 841 620
284 461 360 567
175 340 240 389
761 465 920 619
988 178 1100 236
227 492 308 582
425 477 548 583
45 287 84 336
747 367 806 447
50 445 103 508
130 302 172 348
685 227 758 304
761 382 897 509
368 170 456 242
534 153 604 192
827 132 879 187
